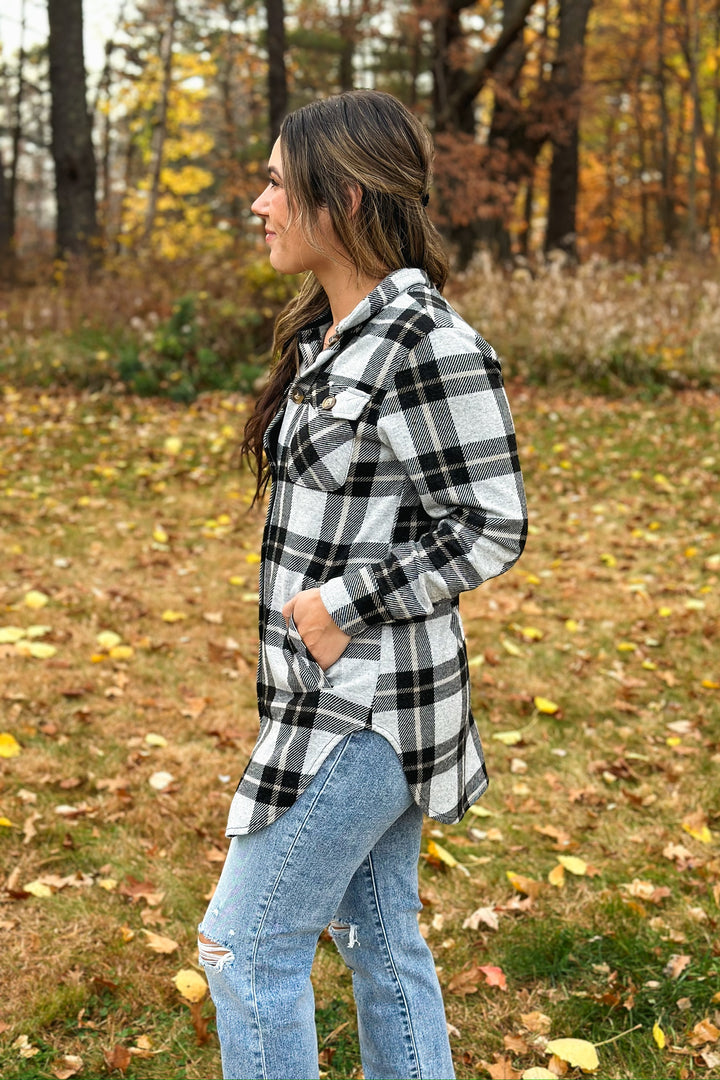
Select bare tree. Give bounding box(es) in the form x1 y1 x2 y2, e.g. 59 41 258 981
47 0 99 258
544 0 594 257
266 0 288 144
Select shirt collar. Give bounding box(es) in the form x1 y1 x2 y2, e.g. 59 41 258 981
298 267 431 349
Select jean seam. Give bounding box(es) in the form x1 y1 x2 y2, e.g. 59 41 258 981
249 731 360 1079
365 850 422 1079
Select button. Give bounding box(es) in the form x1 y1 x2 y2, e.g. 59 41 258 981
291 389 305 404
321 395 337 410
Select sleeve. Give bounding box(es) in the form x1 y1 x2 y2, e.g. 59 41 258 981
318 328 528 637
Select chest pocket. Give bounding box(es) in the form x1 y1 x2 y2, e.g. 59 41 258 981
285 387 371 491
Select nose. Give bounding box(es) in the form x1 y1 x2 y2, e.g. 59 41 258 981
251 185 271 218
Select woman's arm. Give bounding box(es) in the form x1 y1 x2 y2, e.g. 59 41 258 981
318 331 528 637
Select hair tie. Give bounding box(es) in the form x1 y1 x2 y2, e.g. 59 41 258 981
421 193 430 207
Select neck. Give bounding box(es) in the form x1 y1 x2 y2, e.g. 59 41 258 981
319 263 385 336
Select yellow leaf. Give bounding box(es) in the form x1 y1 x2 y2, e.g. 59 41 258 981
145 733 168 748
525 573 542 585
97 630 122 650
653 1022 666 1049
702 679 719 690
173 968 208 1003
228 575 246 586
658 606 672 617
501 637 523 656
164 436 183 455
616 641 637 652
565 619 579 633
0 816 14 827
18 641 57 659
142 930 179 954
548 864 565 888
546 1038 599 1071
153 526 169 544
427 840 458 868
26 625 51 638
682 821 713 844
245 552 261 564
520 626 543 641
493 730 523 746
97 879 118 891
161 610 187 622
558 855 587 876
24 880 53 898
0 626 25 643
507 871 542 898
109 645 134 660
467 805 494 818
534 696 559 715
0 732 21 758
24 590 49 609
600 553 617 567
522 1070 557 1079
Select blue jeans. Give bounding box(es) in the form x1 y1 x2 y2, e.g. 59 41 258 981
198 730 455 1080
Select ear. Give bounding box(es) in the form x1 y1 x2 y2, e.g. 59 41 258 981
347 184 363 217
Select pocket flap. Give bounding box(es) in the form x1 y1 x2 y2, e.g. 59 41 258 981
330 389 371 421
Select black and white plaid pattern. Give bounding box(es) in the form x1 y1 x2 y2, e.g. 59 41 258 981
227 269 527 835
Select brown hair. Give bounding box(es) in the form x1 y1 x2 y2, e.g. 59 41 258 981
241 89 449 502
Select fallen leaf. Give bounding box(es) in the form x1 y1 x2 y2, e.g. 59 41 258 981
173 968 208 1003
534 697 559 715
0 732 21 758
521 1011 552 1034
546 1038 599 1071
104 1044 131 1073
462 906 499 931
23 880 53 898
682 811 713 844
479 964 507 990
493 729 524 746
426 840 458 869
522 1070 557 1079
663 954 691 979
507 871 543 899
548 864 565 887
557 855 587 876
149 771 175 791
24 589 49 609
480 1054 523 1079
161 609 186 622
51 1054 84 1079
688 1018 720 1046
652 1021 665 1049
142 929 179 954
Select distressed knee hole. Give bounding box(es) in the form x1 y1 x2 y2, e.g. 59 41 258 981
198 931 235 971
329 921 360 948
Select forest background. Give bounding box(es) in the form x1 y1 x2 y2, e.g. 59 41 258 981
1 2 720 1080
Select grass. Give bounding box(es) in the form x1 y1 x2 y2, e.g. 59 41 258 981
0 366 719 1078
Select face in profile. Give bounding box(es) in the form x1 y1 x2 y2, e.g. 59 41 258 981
251 139 342 279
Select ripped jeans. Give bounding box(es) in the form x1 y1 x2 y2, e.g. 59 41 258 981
198 730 455 1080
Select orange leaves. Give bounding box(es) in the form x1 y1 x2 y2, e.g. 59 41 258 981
447 963 507 995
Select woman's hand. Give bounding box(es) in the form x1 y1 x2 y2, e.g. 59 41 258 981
282 588 351 671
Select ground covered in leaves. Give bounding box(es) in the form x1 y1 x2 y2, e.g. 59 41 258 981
0 382 718 1080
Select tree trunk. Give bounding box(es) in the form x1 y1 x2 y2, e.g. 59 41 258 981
47 0 99 259
544 0 594 258
266 0 288 145
656 0 676 245
0 149 13 279
144 0 177 243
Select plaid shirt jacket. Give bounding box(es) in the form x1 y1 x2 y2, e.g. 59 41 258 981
227 268 527 835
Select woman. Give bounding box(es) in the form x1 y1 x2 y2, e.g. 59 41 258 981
198 90 527 1080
